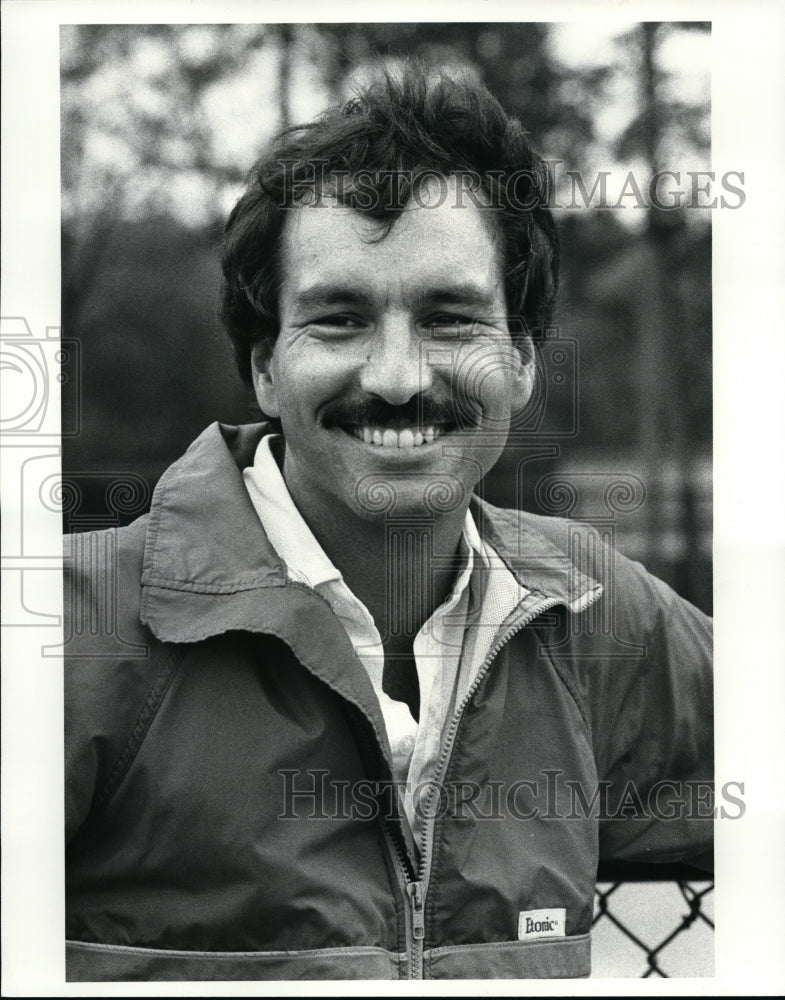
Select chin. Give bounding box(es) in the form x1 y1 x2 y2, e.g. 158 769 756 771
350 468 469 521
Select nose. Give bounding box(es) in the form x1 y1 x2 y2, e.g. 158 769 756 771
359 314 432 404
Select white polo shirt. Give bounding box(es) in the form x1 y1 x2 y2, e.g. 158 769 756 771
244 435 527 839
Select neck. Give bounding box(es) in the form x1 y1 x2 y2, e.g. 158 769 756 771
284 472 468 652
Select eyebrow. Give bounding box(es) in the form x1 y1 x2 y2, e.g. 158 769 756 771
416 284 500 313
290 282 500 313
289 284 375 310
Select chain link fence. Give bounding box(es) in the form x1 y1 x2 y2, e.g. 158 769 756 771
593 864 714 977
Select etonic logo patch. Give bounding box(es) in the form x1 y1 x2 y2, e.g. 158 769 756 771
517 908 566 940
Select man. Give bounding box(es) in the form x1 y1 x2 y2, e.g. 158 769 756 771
64 68 713 981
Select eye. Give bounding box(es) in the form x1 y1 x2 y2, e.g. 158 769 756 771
308 314 365 336
313 315 362 327
426 314 476 337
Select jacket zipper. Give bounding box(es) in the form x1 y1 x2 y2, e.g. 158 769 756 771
391 593 568 979
379 816 420 978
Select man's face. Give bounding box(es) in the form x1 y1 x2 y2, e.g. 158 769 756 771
252 178 534 526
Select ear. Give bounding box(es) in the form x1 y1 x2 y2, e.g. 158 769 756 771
250 340 280 419
511 336 537 413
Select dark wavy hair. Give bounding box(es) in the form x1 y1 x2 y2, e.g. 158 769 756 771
220 64 560 387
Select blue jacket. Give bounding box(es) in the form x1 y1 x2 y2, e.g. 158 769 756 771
65 422 713 980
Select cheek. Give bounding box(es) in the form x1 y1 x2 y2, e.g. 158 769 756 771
453 347 520 426
273 349 349 424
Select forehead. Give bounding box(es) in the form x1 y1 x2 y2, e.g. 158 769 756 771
279 180 505 306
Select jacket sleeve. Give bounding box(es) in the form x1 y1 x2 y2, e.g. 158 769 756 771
570 542 714 867
64 522 177 844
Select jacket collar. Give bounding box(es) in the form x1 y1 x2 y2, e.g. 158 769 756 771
140 421 601 643
139 422 601 788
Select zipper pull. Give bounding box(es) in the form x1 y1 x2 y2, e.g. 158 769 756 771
407 881 425 940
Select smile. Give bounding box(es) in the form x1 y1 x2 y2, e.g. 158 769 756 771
348 425 443 448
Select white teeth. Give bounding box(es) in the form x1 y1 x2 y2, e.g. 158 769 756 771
354 425 443 447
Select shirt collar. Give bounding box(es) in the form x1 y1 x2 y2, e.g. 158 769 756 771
243 434 341 589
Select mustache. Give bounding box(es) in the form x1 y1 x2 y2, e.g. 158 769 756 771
321 393 477 429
